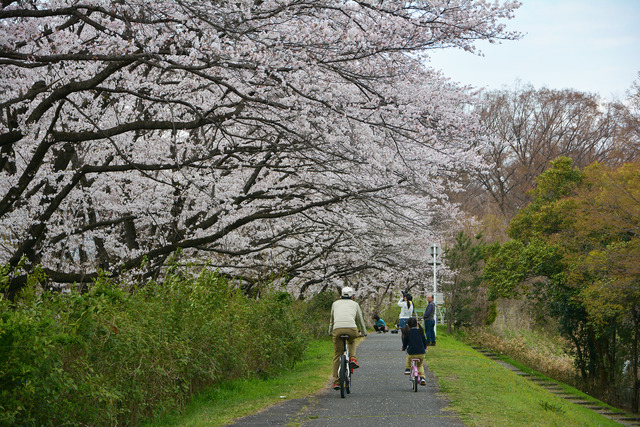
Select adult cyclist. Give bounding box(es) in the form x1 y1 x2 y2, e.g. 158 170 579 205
328 286 368 390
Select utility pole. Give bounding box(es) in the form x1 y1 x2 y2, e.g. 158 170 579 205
430 244 441 336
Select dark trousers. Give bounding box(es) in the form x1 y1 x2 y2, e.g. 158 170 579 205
424 319 436 344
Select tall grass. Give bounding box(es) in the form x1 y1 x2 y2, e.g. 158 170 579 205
0 267 332 426
459 299 578 386
461 327 577 386
147 338 334 426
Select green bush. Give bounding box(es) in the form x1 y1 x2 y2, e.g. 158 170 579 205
301 291 337 337
0 267 323 426
485 301 498 325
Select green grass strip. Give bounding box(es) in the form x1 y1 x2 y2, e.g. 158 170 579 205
426 331 622 426
146 338 333 426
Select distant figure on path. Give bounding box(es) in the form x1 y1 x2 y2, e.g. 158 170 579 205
328 286 368 390
397 291 414 329
373 315 389 333
423 293 436 346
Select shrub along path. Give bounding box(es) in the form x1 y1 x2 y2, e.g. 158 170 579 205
228 332 465 426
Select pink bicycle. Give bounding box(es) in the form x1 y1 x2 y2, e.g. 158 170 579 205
409 358 421 392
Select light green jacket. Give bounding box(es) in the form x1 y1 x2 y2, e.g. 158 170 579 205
329 298 367 335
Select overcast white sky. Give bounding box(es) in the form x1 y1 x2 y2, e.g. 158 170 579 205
428 0 640 100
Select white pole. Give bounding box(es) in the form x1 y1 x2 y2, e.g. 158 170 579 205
432 244 438 337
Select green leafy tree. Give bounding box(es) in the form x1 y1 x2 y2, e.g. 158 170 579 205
442 231 487 332
484 157 640 411
569 162 640 411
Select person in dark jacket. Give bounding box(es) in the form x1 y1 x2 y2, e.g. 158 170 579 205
423 293 436 346
402 317 427 385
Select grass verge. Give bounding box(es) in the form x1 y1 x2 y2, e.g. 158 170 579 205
427 329 622 426
145 338 334 426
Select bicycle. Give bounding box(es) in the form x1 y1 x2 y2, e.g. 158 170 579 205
337 334 353 398
409 358 421 392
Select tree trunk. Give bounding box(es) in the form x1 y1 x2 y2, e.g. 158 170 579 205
632 308 640 413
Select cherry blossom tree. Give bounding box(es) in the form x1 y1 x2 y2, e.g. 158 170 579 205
0 0 520 298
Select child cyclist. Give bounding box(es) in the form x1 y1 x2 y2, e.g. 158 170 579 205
402 317 427 385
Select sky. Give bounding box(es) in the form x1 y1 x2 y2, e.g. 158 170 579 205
427 0 640 100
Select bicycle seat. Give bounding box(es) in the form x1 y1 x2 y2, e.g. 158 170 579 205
340 334 350 339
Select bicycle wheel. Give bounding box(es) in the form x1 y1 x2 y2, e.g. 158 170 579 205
346 364 351 394
339 355 348 398
411 364 419 392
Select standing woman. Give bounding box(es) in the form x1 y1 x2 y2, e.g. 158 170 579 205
397 291 414 330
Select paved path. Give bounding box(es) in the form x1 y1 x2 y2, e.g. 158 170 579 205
228 332 465 426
